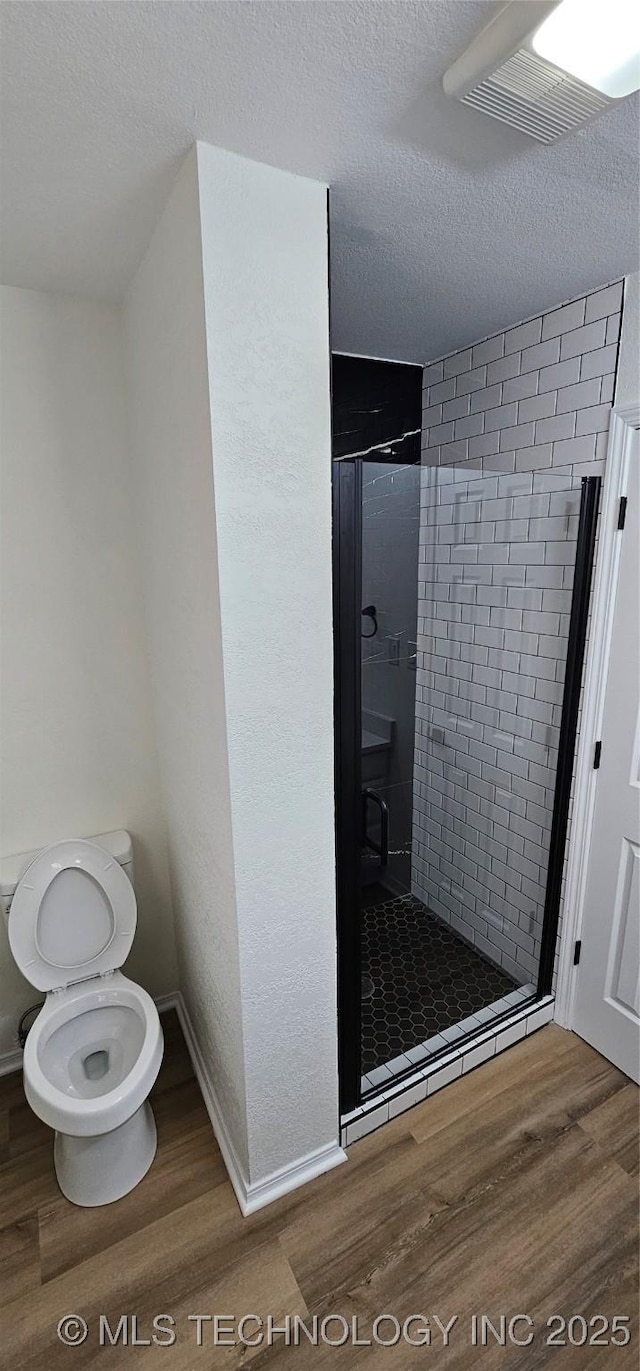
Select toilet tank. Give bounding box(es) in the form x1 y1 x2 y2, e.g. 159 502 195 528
0 829 134 924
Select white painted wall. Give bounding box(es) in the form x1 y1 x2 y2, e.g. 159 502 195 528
0 286 177 1055
125 143 339 1196
616 271 639 409
124 152 250 1174
196 142 338 1185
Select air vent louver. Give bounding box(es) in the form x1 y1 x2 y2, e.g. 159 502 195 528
461 48 608 143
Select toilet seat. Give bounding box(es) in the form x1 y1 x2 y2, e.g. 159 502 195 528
8 839 136 992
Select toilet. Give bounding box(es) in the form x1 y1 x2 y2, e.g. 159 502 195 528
1 830 163 1207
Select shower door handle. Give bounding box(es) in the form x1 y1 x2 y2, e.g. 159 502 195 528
362 788 389 867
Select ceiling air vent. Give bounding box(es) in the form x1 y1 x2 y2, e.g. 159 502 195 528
444 0 640 144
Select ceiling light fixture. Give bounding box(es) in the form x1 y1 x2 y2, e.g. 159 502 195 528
443 0 640 143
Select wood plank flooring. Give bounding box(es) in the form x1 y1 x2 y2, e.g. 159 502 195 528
0 1012 637 1368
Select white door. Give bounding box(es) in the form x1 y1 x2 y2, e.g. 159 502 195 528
572 427 640 1080
572 430 640 1083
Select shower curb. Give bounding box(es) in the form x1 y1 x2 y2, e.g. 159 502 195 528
341 994 554 1145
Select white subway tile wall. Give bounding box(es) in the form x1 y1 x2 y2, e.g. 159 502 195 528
412 283 623 985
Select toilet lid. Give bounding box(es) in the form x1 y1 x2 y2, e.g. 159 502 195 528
8 839 137 991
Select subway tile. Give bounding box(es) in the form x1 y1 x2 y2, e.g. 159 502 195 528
497 470 534 497
538 356 581 393
551 433 597 464
524 561 566 587
541 297 585 339
512 492 550 519
507 586 543 610
423 360 444 387
575 404 611 436
346 1104 389 1144
531 469 576 493
444 348 472 378
499 421 535 450
535 412 575 444
388 1080 428 1118
487 352 521 384
483 450 516 473
455 411 485 439
440 439 469 464
520 652 557 680
556 376 601 413
495 518 529 541
470 382 502 413
485 402 518 432
492 563 526 586
526 1000 554 1033
503 628 539 654
429 421 455 445
481 496 514 519
606 312 621 345
463 1037 497 1071
521 337 561 373
522 608 561 635
473 334 504 366
601 373 615 404
515 443 553 472
504 317 542 354
495 1019 528 1053
580 343 618 381
503 370 539 403
518 390 556 422
366 1062 395 1088
468 431 498 460
423 402 443 426
541 587 572 612
427 1057 463 1094
560 317 607 360
547 490 580 518
456 365 487 396
585 281 623 323
442 393 471 421
430 377 456 404
529 514 575 541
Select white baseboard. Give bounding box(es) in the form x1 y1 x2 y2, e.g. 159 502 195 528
0 988 347 1217
172 990 346 1217
0 1045 23 1078
242 1138 347 1215
170 990 251 1214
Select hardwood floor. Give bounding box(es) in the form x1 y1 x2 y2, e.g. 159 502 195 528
0 1012 637 1368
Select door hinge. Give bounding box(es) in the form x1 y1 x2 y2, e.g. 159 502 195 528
573 939 582 966
617 496 627 530
593 740 602 769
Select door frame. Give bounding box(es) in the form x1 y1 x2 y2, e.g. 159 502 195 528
555 401 640 1028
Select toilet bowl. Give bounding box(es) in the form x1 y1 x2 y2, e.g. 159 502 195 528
4 833 163 1207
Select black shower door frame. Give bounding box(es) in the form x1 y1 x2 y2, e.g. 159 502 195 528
332 459 600 1118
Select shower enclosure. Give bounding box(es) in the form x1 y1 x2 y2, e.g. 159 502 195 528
332 353 599 1114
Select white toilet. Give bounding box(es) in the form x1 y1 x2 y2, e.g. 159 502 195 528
1 830 163 1207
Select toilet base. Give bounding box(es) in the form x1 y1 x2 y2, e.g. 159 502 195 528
54 1100 157 1207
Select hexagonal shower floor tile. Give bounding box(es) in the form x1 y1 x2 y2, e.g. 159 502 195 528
361 889 517 1073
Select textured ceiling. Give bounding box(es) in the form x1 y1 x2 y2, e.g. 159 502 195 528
1 0 638 362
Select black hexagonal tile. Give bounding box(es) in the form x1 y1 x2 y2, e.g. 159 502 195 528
360 889 516 1073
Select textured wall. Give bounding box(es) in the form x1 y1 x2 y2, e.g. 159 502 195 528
412 282 623 986
615 272 639 410
0 286 177 1055
196 142 339 1183
124 151 250 1175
